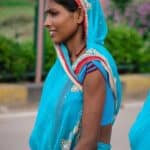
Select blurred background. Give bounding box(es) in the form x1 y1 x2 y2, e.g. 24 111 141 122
0 0 149 150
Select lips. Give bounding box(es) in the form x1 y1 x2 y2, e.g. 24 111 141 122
49 30 56 37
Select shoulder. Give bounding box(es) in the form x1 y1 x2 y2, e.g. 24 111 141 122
83 69 106 96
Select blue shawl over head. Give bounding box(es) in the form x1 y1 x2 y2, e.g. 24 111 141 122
29 0 122 149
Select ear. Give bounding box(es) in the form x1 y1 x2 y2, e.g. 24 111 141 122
73 7 84 24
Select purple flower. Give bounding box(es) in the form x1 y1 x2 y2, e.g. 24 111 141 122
107 2 150 37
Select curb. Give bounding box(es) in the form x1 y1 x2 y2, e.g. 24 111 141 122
0 83 42 107
121 74 150 100
0 74 150 107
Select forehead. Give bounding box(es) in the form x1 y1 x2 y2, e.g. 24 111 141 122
45 0 63 12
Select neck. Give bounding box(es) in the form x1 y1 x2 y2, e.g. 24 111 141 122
65 26 85 58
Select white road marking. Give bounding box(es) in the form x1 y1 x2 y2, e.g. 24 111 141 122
122 101 144 108
0 111 37 119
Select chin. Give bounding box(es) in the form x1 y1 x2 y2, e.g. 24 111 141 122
51 35 68 45
51 37 60 44
53 40 61 45
52 39 64 45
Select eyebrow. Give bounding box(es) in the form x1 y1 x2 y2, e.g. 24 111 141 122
44 8 57 14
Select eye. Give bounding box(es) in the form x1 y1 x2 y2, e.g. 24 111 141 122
51 11 59 16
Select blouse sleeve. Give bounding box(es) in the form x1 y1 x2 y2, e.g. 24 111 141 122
78 60 108 85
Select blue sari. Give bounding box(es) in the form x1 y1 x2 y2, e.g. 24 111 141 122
29 0 122 149
129 92 150 150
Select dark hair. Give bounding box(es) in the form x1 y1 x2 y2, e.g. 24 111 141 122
54 0 78 12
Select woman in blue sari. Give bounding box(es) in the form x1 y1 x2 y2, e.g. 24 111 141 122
29 0 122 149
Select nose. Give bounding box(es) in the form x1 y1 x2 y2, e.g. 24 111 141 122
44 15 52 28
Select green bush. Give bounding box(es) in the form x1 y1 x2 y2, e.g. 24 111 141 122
0 32 56 81
138 35 150 73
20 41 35 73
43 29 56 73
105 23 144 73
0 23 149 82
0 0 34 6
0 36 35 81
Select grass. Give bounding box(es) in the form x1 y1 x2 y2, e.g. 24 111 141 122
0 6 34 21
0 6 34 42
0 0 35 6
0 0 147 42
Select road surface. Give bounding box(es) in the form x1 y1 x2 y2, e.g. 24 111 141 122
0 102 143 150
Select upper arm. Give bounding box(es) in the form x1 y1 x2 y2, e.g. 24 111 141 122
80 69 106 141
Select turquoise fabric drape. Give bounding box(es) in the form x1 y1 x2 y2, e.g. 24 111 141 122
29 0 122 149
98 142 111 150
129 92 150 150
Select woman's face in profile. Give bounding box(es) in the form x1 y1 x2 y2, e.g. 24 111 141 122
44 0 79 44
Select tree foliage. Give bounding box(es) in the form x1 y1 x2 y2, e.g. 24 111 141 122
111 0 132 13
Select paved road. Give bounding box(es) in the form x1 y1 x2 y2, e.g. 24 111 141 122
0 102 143 150
112 102 143 150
